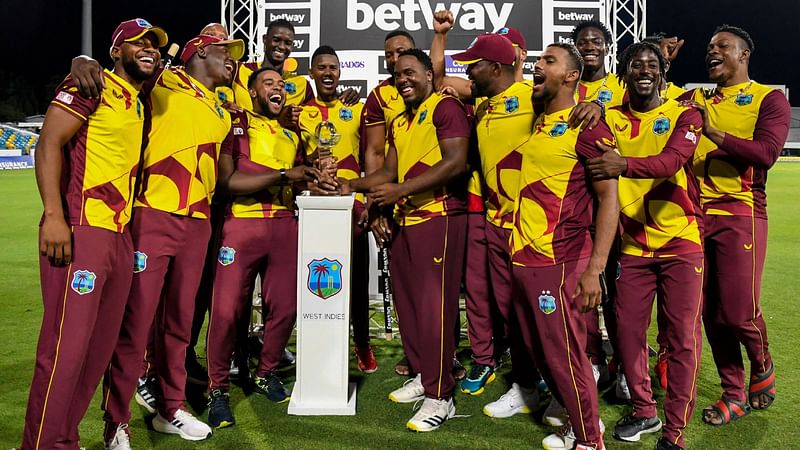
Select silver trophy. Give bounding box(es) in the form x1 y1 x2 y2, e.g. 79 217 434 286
312 121 341 194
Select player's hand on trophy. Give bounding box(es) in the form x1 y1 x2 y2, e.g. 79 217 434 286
573 268 602 313
71 56 105 99
569 101 603 130
587 141 626 179
338 88 361 106
278 105 303 129
40 215 73 266
433 10 455 34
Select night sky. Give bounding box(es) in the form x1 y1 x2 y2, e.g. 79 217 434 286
4 0 799 114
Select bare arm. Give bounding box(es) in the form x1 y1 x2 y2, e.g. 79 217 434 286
347 141 398 193
217 153 318 195
362 123 387 175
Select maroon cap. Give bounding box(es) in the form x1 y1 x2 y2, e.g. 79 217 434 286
495 26 526 49
111 18 168 48
180 34 245 63
452 34 516 65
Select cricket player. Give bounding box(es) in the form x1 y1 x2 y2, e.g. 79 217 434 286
100 34 244 446
510 43 617 450
20 19 166 450
586 41 704 450
683 25 789 426
342 49 471 432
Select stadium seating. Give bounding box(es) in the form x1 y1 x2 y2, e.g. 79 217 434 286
0 125 38 154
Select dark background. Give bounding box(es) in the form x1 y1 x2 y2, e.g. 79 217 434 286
2 0 798 120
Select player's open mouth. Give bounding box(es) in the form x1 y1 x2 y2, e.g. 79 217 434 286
635 78 654 87
321 77 335 88
272 49 287 60
399 85 414 96
224 63 234 73
138 55 155 67
706 58 723 70
582 53 599 63
533 72 545 85
268 94 283 106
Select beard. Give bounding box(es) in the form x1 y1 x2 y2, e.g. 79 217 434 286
121 54 156 83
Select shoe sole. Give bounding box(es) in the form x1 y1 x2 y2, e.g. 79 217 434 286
359 367 378 374
461 373 497 396
406 407 456 432
152 420 212 441
543 416 567 427
213 420 235 429
482 405 531 418
613 421 663 442
389 393 425 404
134 393 156 415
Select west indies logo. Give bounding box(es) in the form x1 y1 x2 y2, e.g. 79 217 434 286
538 290 556 315
340 107 353 121
597 89 613 104
285 81 297 94
653 117 671 135
71 270 97 295
307 258 343 299
504 96 519 113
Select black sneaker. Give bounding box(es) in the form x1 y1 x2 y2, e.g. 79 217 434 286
186 356 209 386
134 376 159 414
613 414 662 442
452 358 466 381
207 388 235 428
655 437 683 450
254 371 290 403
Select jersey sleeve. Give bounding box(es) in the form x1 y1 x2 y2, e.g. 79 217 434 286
432 97 471 140
224 111 248 159
625 108 702 178
303 79 315 104
50 75 100 122
363 88 386 126
576 120 612 161
718 90 791 169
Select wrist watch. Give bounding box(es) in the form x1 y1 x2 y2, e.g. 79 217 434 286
279 168 287 186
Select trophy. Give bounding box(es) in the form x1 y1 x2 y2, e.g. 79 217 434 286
313 120 341 194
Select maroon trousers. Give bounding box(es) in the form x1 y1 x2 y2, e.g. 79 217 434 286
350 204 371 349
22 226 132 450
703 215 771 402
207 216 298 389
390 215 466 399
511 259 601 446
486 223 538 387
463 213 494 366
102 208 211 423
615 253 704 448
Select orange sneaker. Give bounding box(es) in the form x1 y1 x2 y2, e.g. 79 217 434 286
355 346 378 373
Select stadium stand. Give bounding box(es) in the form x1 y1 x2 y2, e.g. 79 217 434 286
1 124 38 154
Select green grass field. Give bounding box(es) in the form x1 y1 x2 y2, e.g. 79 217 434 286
1 165 799 449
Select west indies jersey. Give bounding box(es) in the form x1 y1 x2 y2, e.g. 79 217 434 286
389 93 471 226
134 67 231 219
224 110 301 218
685 81 790 219
232 62 314 110
510 106 611 267
663 82 686 100
362 78 407 158
475 81 535 229
577 72 626 107
605 99 704 257
50 70 144 233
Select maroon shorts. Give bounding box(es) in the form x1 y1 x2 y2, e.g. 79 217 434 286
23 226 133 450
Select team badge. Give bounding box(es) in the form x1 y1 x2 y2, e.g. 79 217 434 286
418 110 428 124
496 27 510 35
597 89 613 104
133 251 147 273
549 122 568 137
307 258 343 299
339 107 353 121
538 290 556 315
285 81 297 94
653 117 670 135
735 93 753 106
217 90 229 103
135 18 153 28
504 96 519 113
71 270 97 295
218 247 236 266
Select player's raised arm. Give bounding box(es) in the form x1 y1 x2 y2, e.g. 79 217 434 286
430 10 472 100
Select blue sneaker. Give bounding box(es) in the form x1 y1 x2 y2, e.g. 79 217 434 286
254 372 290 403
460 364 495 395
207 388 235 428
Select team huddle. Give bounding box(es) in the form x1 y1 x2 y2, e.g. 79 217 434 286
19 10 790 450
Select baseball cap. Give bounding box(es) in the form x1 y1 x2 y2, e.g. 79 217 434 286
111 18 168 48
180 34 245 63
495 26 526 49
452 34 516 65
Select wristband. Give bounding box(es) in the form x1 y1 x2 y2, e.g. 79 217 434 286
279 168 288 186
591 99 606 117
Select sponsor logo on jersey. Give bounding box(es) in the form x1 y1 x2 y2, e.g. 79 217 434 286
56 91 74 105
133 251 147 273
71 270 97 295
653 117 670 135
538 290 556 314
307 258 343 299
218 247 236 266
418 109 428 124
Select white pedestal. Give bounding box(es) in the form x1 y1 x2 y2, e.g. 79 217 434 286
288 193 356 416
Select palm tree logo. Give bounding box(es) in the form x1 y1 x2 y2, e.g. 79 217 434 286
307 258 343 299
71 270 97 295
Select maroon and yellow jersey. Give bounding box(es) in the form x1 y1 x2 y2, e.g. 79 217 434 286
134 67 231 219
475 81 534 229
511 106 611 267
466 169 484 213
686 82 790 218
389 93 471 226
232 62 313 110
577 73 626 107
50 70 144 233
224 110 301 218
663 82 686 100
362 79 407 158
606 100 704 257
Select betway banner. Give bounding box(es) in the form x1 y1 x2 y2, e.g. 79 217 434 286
255 1 606 98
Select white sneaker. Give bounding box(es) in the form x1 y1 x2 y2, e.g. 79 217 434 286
388 374 424 403
406 397 455 432
543 398 568 427
152 409 212 441
482 383 539 418
542 419 605 450
104 423 131 450
616 373 631 401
